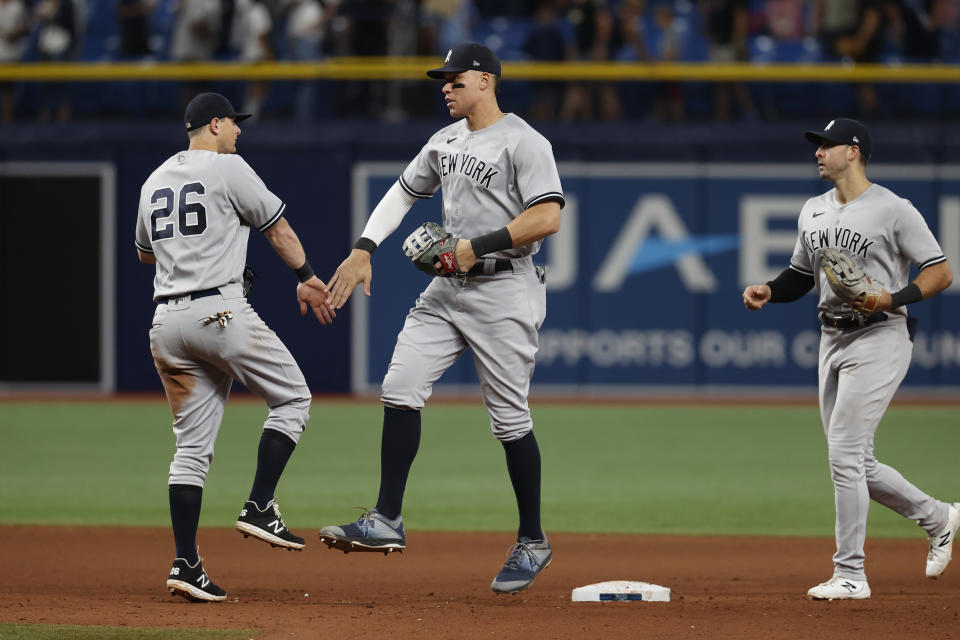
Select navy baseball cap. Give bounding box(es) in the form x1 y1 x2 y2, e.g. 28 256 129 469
427 42 501 79
804 118 872 160
184 92 251 132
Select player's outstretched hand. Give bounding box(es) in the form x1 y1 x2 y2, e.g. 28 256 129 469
742 284 771 310
298 277 336 325
328 249 373 309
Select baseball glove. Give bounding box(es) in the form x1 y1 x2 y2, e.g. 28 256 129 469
402 222 465 277
819 248 883 314
242 264 257 298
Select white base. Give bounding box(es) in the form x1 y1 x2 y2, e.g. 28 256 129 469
571 580 671 602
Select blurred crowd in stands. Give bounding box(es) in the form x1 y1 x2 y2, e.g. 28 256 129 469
0 0 959 123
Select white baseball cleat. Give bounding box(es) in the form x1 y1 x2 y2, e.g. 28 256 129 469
926 502 960 579
807 575 871 600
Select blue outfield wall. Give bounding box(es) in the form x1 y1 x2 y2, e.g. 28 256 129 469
1 120 958 393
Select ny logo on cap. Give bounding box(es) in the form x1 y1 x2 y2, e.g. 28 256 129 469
473 60 480 66
445 50 452 62
852 136 859 143
825 119 835 130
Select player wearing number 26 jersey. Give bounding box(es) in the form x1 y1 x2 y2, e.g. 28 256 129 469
136 92 333 603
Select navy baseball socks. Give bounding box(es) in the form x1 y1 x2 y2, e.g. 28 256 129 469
318 407 418 554
167 485 226 602
236 430 305 550
491 432 552 594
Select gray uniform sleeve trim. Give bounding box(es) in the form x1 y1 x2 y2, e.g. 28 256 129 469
919 255 947 270
135 241 153 253
525 192 565 209
789 262 814 276
258 202 286 232
398 175 432 199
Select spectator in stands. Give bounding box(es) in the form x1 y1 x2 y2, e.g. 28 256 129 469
888 0 948 61
762 0 807 42
420 0 473 55
170 0 220 111
700 0 757 121
117 0 155 57
331 0 393 118
523 0 574 120
0 0 28 120
170 0 220 61
232 0 274 119
650 1 684 121
813 0 887 116
286 0 337 120
560 0 622 121
34 0 79 121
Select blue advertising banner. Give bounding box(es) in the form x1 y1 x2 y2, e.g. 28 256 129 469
352 163 960 394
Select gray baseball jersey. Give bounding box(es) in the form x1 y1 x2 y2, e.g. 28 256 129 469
383 113 564 441
787 183 946 317
136 149 309 487
135 150 285 301
788 183 950 581
398 113 564 259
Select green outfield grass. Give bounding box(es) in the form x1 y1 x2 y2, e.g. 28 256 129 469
0 399 957 538
0 623 252 639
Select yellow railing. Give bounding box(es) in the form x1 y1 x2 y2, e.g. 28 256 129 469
2 59 959 82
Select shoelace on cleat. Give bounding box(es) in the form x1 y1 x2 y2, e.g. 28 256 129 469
502 541 541 571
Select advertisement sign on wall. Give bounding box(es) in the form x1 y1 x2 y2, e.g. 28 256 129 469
352 163 960 394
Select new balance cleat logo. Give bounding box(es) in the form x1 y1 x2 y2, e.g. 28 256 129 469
198 573 210 588
939 532 952 548
841 581 857 592
235 500 305 550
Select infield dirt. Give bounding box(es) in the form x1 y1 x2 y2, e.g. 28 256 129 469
2 527 959 639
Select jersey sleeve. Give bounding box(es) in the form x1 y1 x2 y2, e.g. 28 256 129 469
895 199 947 271
135 185 153 253
224 156 286 231
788 202 814 276
398 142 440 199
513 132 564 210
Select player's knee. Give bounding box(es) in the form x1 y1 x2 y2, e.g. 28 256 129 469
827 446 865 481
380 374 427 411
170 448 213 485
264 395 310 444
491 420 532 443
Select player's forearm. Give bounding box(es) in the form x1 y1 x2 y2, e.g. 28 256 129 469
504 201 562 248
914 261 953 299
138 249 156 264
263 217 307 269
358 181 418 248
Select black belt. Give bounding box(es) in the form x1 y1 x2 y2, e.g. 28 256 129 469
157 287 221 304
819 311 888 330
466 260 513 276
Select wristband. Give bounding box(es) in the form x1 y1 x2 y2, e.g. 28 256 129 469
889 282 922 308
294 260 315 283
354 237 378 255
470 227 513 257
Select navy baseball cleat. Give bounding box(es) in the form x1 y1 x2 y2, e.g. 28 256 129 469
166 557 227 602
318 509 405 554
235 499 305 550
490 536 552 594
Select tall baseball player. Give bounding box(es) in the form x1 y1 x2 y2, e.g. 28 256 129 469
743 118 958 600
136 92 334 602
309 42 563 594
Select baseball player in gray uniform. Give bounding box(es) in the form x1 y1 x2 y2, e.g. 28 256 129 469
743 118 958 600
136 92 334 602
308 42 563 594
